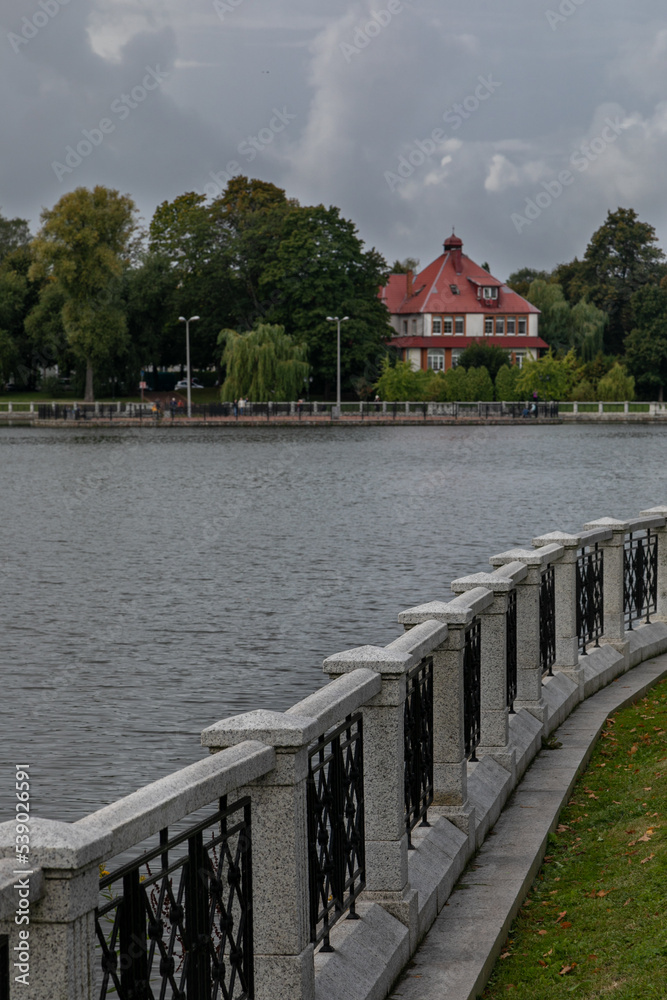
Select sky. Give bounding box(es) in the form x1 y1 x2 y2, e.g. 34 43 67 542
2 0 667 280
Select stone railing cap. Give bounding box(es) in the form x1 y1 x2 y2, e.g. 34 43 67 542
532 527 612 548
323 644 411 674
0 819 110 870
640 506 667 519
399 587 492 625
451 571 515 594
584 516 665 534
201 709 319 748
0 860 44 920
490 544 563 568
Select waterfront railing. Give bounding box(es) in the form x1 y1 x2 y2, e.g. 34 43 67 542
2 506 667 999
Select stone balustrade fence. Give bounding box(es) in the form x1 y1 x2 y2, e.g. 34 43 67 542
2 506 667 1000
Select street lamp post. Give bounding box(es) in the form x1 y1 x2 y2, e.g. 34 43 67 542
178 315 200 418
326 315 349 418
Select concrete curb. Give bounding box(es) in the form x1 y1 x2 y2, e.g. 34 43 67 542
387 653 667 1000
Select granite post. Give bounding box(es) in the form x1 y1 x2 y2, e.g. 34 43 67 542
489 547 562 723
638 507 667 620
397 590 493 835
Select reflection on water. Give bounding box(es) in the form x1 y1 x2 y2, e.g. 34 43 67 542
1 422 666 820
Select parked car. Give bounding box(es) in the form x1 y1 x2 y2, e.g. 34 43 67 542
174 379 205 390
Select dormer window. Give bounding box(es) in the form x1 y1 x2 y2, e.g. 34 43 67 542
482 287 498 300
450 284 460 295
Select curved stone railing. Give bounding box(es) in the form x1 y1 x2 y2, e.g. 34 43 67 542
2 506 667 999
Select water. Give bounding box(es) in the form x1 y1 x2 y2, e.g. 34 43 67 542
1 422 666 822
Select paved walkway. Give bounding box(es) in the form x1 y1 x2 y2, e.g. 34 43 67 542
389 654 667 1000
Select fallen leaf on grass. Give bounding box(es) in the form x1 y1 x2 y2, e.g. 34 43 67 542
561 921 573 929
640 853 655 864
543 948 553 957
500 951 512 960
556 911 567 923
538 959 547 967
557 825 570 833
538 930 548 936
559 963 576 975
637 830 653 842
623 899 631 906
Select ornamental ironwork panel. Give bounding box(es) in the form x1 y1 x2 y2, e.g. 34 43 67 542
95 795 253 1000
307 713 365 952
576 543 604 654
540 565 556 677
464 619 481 761
404 656 434 847
624 530 658 629
506 590 518 712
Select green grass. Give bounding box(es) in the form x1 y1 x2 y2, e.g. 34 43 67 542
482 679 667 1000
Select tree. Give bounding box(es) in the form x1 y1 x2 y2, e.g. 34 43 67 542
596 363 635 401
569 298 607 360
515 350 577 400
580 208 666 353
29 186 137 400
390 258 420 274
465 366 494 401
624 284 667 400
506 267 551 298
0 212 30 265
456 342 509 380
526 280 571 350
220 323 309 401
495 364 520 401
442 365 470 401
374 357 427 400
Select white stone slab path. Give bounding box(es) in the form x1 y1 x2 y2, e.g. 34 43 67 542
388 652 667 1000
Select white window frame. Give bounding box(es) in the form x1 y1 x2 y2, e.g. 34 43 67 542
484 318 494 335
482 286 498 300
518 318 527 335
432 318 442 334
506 317 516 335
496 318 505 335
454 316 464 335
427 348 445 371
443 317 453 334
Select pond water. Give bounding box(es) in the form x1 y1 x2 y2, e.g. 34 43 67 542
1 422 666 822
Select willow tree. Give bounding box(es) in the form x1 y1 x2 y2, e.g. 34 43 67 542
29 186 137 401
220 323 309 401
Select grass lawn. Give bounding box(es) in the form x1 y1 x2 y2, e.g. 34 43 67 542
482 678 667 999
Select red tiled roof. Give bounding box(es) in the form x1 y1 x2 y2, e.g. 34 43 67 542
380 237 539 317
391 336 549 350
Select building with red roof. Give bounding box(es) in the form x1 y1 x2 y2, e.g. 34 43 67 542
379 233 548 371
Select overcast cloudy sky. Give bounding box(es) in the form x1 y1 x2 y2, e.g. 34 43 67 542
2 0 666 279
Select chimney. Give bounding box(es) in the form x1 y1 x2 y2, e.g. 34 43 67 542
406 269 413 296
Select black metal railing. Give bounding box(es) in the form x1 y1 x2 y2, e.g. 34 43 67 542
307 713 365 952
506 590 518 712
404 656 434 847
540 565 556 677
576 543 604 654
95 796 253 1000
624 530 658 629
464 619 481 760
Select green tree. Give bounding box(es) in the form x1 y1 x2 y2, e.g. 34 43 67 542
390 257 420 274
465 366 494 401
515 350 577 400
456 342 510 380
569 298 607 360
494 364 520 401
526 280 571 350
0 329 18 385
0 212 30 265
29 186 136 400
220 323 309 401
624 284 667 400
596 363 635 401
374 357 427 400
506 267 551 298
442 364 470 401
579 208 666 353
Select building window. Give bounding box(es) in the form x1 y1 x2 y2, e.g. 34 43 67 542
518 318 527 335
432 318 442 334
443 317 453 334
485 318 494 335
451 348 464 367
412 318 417 332
507 317 516 335
455 316 464 335
515 352 525 368
450 283 460 294
403 320 408 334
482 286 498 300
427 348 445 371
496 318 505 335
